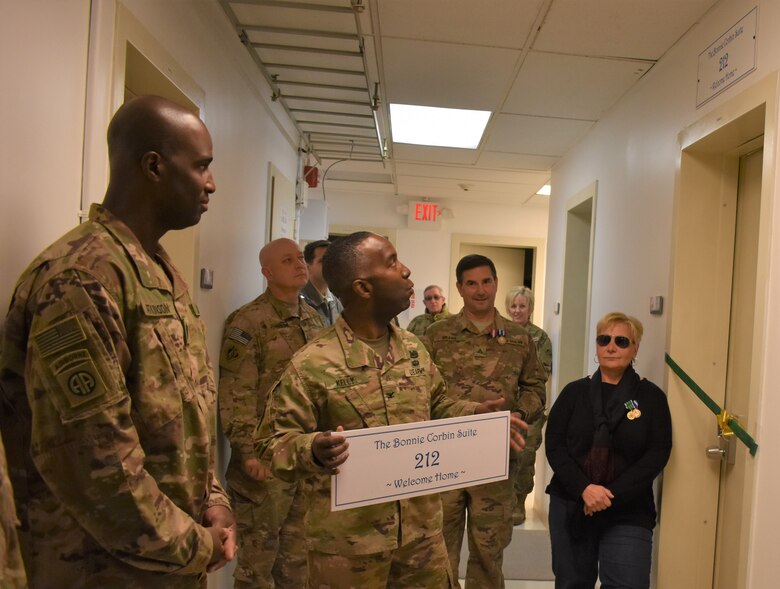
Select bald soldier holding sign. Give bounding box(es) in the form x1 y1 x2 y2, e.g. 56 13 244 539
0 96 235 588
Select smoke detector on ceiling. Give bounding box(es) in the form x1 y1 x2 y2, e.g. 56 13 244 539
458 183 473 192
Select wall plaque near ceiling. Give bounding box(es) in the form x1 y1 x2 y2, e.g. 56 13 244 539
696 7 757 108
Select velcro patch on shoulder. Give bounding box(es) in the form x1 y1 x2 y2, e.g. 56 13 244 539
226 326 252 345
51 349 108 408
33 316 86 358
220 338 249 372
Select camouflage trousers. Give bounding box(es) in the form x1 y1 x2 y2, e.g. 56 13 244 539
307 531 457 589
441 477 514 589
232 480 307 589
513 413 547 520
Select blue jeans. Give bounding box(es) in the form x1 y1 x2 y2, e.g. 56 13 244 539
548 495 653 589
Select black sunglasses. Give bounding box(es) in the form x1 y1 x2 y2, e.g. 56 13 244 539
596 335 632 349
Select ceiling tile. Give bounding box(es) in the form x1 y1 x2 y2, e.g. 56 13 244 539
504 51 651 119
394 162 548 185
393 144 479 165
484 114 594 156
377 0 544 48
382 38 519 110
477 151 559 171
533 0 719 59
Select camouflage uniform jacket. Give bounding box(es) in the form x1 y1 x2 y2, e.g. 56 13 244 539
524 322 552 378
0 204 229 588
218 290 323 500
424 309 547 421
255 316 480 555
406 305 451 337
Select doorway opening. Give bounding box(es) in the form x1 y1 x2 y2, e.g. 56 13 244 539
657 98 769 589
557 182 597 392
123 42 202 297
447 233 546 324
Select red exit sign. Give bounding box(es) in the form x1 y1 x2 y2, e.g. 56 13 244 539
413 202 440 221
408 201 443 230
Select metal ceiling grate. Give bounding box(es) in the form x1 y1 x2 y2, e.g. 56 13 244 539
219 0 385 163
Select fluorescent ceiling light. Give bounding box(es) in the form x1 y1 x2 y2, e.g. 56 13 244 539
390 103 491 149
536 184 551 196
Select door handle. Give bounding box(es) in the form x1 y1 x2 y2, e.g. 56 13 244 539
705 435 737 465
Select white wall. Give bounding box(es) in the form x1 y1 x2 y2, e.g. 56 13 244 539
0 0 91 315
322 192 549 325
545 0 780 586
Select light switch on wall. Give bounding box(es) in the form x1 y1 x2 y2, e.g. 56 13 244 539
650 295 664 315
200 268 214 289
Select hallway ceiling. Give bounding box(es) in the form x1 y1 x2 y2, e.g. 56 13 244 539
219 0 718 206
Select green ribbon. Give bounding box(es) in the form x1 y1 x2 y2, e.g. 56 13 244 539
665 353 758 457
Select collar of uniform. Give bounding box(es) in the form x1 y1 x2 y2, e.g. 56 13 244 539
334 315 408 370
89 203 184 295
432 304 451 321
300 281 326 306
455 307 507 334
264 289 301 320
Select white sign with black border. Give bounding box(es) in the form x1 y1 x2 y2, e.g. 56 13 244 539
331 411 510 511
696 7 757 107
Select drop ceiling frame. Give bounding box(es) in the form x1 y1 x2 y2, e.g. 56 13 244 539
218 0 385 164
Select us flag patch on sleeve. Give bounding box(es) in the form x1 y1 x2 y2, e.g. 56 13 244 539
33 316 86 358
226 327 252 345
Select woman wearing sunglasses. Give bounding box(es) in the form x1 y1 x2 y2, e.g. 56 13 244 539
545 312 672 589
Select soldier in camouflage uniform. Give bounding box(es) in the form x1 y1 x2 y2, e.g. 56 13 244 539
255 232 527 589
0 435 26 588
506 286 552 525
219 238 323 588
423 255 546 589
0 96 235 588
406 285 451 337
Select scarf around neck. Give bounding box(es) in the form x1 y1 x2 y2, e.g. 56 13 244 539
583 365 641 484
